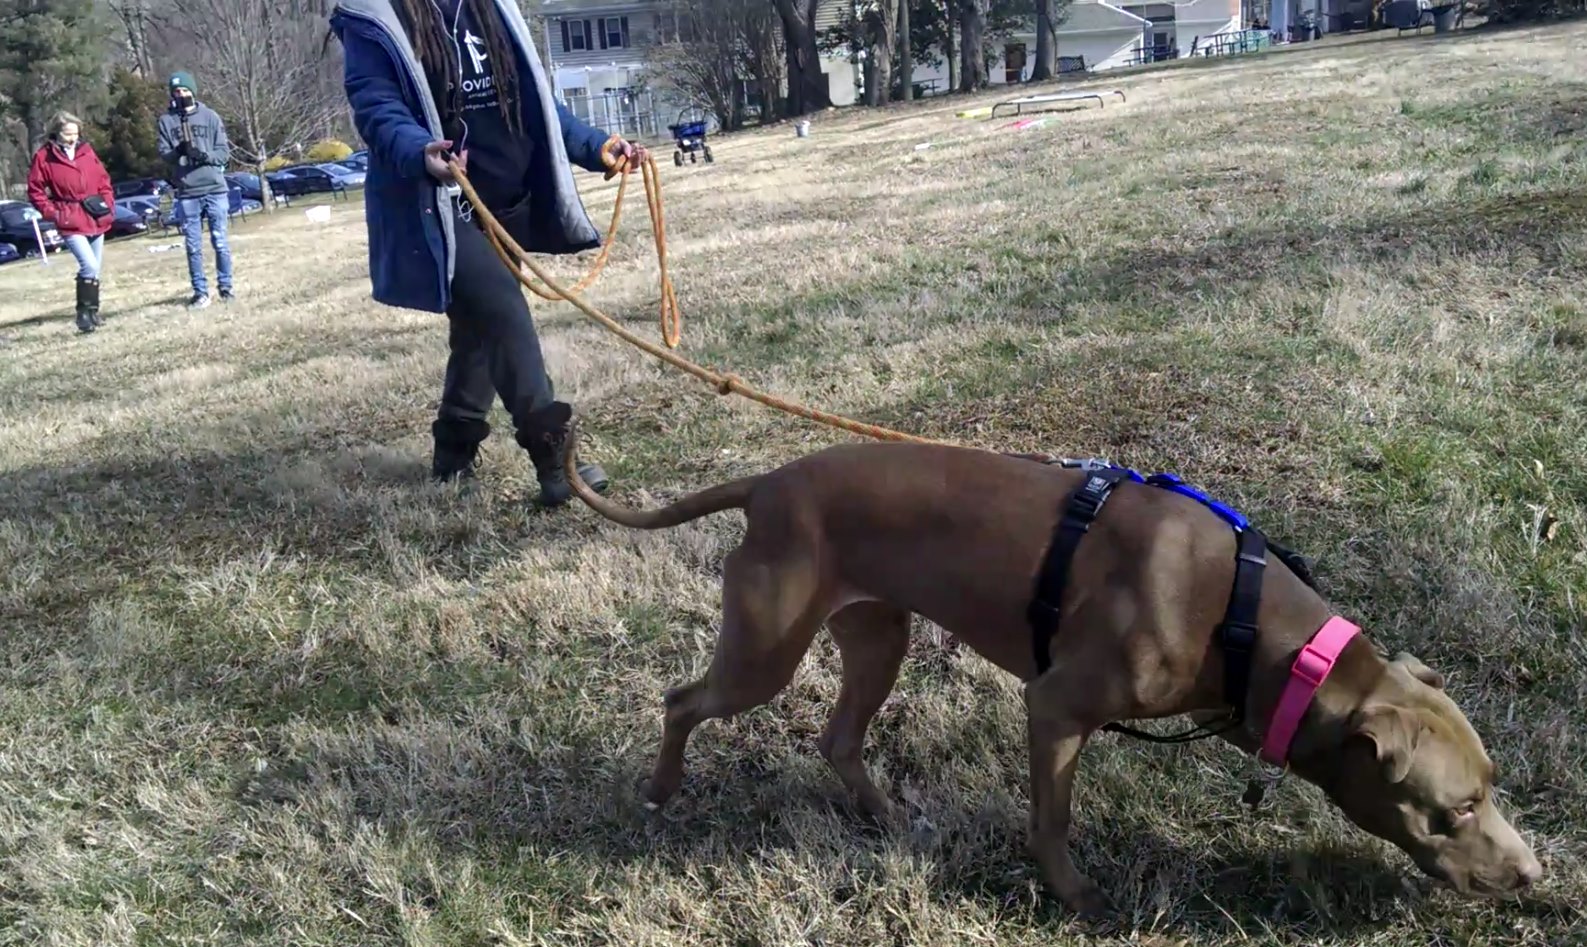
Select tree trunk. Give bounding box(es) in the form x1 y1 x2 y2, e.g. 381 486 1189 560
257 161 275 213
958 0 988 93
899 0 912 101
773 0 832 116
945 0 958 92
869 0 897 106
1032 0 1057 81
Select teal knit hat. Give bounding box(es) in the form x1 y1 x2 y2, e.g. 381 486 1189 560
168 71 197 95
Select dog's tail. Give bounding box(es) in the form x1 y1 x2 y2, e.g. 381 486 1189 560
564 420 756 529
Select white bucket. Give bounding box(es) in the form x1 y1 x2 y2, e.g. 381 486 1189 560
795 120 811 139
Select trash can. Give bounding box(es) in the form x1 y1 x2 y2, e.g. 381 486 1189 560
1430 3 1460 31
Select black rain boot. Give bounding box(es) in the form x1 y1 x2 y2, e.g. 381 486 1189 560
431 417 490 483
86 277 103 326
516 401 610 508
74 277 95 334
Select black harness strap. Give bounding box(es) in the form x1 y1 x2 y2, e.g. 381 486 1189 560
1027 467 1134 676
1026 465 1275 739
1217 525 1270 715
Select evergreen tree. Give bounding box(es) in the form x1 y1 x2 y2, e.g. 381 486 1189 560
0 0 114 149
84 67 168 180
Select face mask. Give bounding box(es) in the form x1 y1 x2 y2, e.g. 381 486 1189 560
173 91 195 111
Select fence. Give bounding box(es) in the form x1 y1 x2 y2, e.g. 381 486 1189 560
559 89 676 141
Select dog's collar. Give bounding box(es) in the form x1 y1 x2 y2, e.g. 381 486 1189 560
1259 615 1362 765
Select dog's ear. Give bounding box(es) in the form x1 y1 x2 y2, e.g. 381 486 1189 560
1391 652 1445 690
1352 704 1424 784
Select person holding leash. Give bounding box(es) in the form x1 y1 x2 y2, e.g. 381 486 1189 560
26 112 116 334
329 0 649 509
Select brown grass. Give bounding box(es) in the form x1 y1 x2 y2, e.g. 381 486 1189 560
3 24 1586 946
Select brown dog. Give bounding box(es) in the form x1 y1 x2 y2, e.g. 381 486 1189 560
562 427 1542 914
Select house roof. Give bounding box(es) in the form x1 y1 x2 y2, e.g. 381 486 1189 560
540 0 658 15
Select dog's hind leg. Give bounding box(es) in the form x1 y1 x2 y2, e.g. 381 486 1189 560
819 602 911 822
640 544 825 809
1025 665 1109 918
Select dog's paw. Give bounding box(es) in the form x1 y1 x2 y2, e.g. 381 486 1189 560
636 775 673 811
1061 877 1110 920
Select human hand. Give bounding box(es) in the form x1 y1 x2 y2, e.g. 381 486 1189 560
608 137 650 169
423 140 467 182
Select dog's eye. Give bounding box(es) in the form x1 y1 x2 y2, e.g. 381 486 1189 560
1449 800 1479 825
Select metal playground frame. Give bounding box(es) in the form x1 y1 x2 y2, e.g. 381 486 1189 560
989 89 1128 118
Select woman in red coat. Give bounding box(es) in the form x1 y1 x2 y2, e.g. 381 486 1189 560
27 111 116 333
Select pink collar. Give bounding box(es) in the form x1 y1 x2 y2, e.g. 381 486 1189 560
1259 616 1362 765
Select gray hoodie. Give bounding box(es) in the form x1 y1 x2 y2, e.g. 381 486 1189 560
157 103 232 199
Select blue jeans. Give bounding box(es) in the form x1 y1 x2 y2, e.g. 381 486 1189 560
64 234 104 280
177 194 233 296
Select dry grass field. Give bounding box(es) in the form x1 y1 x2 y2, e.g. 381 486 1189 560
3 22 1586 946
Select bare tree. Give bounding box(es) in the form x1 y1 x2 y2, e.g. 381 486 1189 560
740 2 786 120
645 0 783 132
861 0 899 106
102 0 167 76
773 0 831 117
958 0 988 91
166 0 341 210
899 0 912 102
1029 0 1072 81
646 2 739 131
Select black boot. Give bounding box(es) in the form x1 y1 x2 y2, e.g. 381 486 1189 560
431 417 490 483
85 277 103 326
73 277 95 334
516 401 610 508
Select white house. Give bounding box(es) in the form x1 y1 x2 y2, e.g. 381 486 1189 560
539 0 686 137
538 0 1248 129
540 0 860 127
817 0 1245 105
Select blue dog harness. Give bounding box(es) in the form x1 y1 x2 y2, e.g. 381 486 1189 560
1025 457 1318 737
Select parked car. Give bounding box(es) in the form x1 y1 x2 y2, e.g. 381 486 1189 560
112 177 169 200
314 162 365 188
226 171 265 201
119 195 163 221
161 183 262 227
0 241 20 265
268 166 350 197
337 151 369 172
106 202 151 240
0 201 65 256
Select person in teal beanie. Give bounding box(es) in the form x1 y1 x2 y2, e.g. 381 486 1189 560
156 70 236 308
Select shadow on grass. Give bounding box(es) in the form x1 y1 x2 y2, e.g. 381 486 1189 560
260 697 1467 942
0 293 196 330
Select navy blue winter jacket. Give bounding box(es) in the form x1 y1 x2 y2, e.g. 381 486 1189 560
329 0 613 313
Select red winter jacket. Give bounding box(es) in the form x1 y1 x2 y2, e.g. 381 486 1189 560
26 139 115 238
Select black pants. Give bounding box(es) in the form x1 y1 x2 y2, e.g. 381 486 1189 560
437 206 556 433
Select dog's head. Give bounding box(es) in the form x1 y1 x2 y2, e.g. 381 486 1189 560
1316 652 1542 898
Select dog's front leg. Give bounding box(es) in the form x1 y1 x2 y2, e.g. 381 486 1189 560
1025 673 1107 918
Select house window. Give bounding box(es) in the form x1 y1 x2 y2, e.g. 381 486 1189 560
561 18 592 52
598 16 629 50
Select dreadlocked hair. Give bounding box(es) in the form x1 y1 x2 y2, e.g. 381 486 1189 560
393 0 522 137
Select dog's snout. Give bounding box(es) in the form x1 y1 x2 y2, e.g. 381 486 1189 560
1516 855 1543 890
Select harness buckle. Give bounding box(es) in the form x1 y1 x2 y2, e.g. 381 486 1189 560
1057 457 1115 472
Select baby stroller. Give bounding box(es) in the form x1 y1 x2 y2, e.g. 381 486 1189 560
667 108 714 167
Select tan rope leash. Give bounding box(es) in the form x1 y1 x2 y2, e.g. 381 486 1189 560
446 147 948 446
